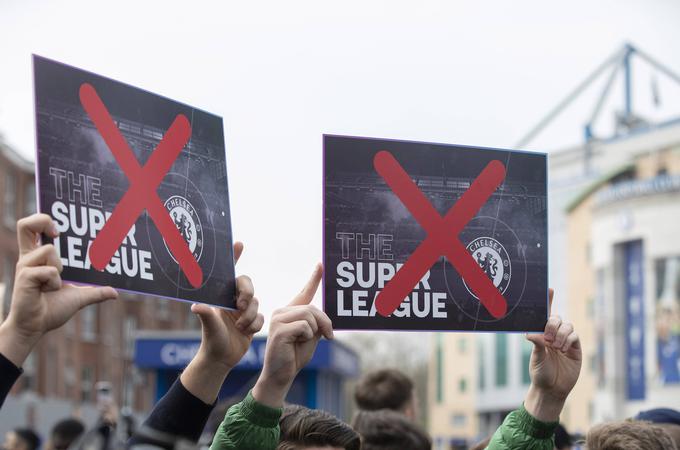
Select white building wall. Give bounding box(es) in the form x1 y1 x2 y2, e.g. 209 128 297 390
591 189 680 422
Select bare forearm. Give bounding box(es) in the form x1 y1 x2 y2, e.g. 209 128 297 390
179 352 231 405
524 385 566 423
251 374 291 408
0 322 39 369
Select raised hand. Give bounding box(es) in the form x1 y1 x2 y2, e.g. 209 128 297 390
524 289 582 422
0 214 118 367
252 264 333 408
180 242 264 404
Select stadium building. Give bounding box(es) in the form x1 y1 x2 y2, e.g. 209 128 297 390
428 43 680 447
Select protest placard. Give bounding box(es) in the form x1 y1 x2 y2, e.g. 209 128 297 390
33 55 236 308
323 135 548 331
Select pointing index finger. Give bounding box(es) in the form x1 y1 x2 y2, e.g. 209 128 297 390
288 263 323 307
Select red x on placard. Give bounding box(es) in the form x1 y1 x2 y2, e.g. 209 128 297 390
373 151 508 318
80 83 203 288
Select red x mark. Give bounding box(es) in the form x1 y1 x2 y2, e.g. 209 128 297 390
373 151 507 318
80 83 203 288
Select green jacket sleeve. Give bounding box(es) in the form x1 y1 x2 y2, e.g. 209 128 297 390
209 390 282 450
486 404 558 450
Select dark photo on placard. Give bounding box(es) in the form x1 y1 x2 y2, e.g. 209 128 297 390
323 135 548 331
33 55 236 308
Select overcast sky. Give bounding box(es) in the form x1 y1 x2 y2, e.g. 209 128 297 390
1 0 680 328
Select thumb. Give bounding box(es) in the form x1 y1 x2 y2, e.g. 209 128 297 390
526 333 547 357
289 263 323 306
191 303 221 337
65 285 118 308
233 242 244 265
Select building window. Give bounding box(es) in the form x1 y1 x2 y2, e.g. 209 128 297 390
81 366 93 402
124 316 137 358
458 338 467 354
451 413 467 428
23 353 36 390
3 171 17 229
2 255 14 319
158 299 170 320
654 256 680 385
81 305 98 342
478 341 485 390
458 377 467 393
495 333 508 387
436 334 443 403
522 339 532 385
24 182 36 215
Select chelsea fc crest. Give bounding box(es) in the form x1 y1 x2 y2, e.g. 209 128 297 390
163 195 204 263
463 236 511 299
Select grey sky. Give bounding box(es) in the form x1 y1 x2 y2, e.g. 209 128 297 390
1 0 679 326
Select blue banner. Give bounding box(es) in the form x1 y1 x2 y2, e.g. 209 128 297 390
134 335 360 377
625 240 645 400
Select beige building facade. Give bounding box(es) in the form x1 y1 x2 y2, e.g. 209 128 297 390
429 333 479 450
428 122 680 444
565 137 680 433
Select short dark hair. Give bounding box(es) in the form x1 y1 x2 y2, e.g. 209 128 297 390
354 369 414 412
277 405 360 450
14 428 41 450
352 409 431 450
50 419 85 450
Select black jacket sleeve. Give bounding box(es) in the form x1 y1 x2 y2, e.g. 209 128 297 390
0 352 22 409
129 379 214 448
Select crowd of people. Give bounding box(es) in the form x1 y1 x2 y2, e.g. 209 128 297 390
1 213 680 450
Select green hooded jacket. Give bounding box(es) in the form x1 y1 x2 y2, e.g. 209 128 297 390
209 391 282 450
486 404 558 450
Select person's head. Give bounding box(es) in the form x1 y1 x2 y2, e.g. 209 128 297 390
46 419 84 450
585 420 677 450
354 369 416 420
634 408 680 448
351 409 431 450
554 423 572 450
277 405 360 450
3 429 40 450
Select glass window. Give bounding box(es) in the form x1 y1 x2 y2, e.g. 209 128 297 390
654 256 680 385
522 339 532 385
459 377 467 393
158 299 170 320
2 255 14 319
436 334 444 403
3 171 17 229
495 333 508 386
124 316 137 357
451 413 467 428
478 341 485 390
458 338 467 354
81 366 93 402
81 305 98 342
24 182 36 215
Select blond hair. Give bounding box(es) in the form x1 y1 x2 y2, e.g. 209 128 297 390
586 420 678 450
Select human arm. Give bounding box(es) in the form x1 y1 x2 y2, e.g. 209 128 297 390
0 214 117 407
210 264 332 450
134 242 264 446
487 289 582 449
